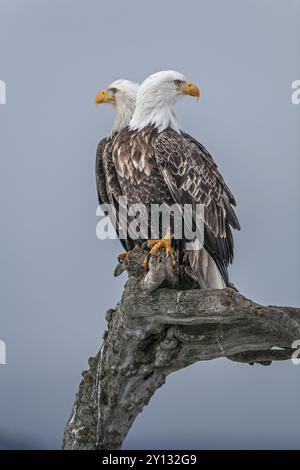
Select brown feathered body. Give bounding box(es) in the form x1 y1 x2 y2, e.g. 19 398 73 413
96 125 240 287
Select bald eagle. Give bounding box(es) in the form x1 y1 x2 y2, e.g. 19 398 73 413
94 79 139 252
102 71 240 288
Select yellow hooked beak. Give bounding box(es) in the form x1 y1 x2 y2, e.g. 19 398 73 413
94 89 115 105
181 81 200 100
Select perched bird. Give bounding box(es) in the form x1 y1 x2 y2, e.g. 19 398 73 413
105 71 240 288
94 79 139 253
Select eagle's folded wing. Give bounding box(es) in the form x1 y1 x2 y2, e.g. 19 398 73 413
154 130 240 284
95 138 110 206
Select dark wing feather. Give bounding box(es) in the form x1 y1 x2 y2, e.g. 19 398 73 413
155 129 240 284
96 136 134 252
95 138 110 205
182 132 238 207
102 135 135 252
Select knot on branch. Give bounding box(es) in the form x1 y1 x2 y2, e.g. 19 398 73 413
114 249 198 292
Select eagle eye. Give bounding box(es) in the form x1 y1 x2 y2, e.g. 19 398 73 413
174 80 183 87
109 88 118 94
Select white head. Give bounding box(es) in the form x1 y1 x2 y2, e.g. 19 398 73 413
129 71 200 133
95 79 139 134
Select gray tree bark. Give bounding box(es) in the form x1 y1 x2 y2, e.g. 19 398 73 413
62 252 300 450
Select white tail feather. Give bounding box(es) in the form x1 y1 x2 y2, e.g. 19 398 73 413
187 243 226 289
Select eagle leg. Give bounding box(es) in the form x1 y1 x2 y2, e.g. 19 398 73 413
142 254 150 270
143 239 176 270
118 252 130 263
117 243 141 263
148 239 174 256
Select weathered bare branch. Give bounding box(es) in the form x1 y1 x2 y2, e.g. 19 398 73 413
62 252 300 450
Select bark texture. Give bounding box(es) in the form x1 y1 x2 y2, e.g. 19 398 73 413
62 252 300 450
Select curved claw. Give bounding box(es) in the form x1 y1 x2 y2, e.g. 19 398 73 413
143 255 150 270
142 239 176 272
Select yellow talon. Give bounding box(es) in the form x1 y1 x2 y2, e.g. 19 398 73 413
143 238 176 271
117 243 141 263
143 256 150 270
147 239 159 249
147 239 174 256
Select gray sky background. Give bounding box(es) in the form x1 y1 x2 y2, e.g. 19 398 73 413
0 0 299 449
